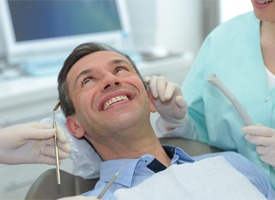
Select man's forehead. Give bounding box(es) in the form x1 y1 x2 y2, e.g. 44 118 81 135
66 50 133 83
70 51 130 72
81 50 127 63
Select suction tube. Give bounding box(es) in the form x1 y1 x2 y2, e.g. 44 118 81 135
207 73 254 126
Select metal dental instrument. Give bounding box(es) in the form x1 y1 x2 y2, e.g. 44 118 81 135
207 73 254 126
97 172 119 199
97 161 127 199
53 101 61 185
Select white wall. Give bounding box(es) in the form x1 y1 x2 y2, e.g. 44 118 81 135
126 0 157 48
155 0 203 54
126 0 205 55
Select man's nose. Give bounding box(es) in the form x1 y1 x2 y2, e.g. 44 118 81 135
102 73 121 90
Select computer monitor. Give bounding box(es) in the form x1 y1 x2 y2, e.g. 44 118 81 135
0 0 132 66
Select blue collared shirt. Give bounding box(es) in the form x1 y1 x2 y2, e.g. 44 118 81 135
83 146 275 199
83 146 193 199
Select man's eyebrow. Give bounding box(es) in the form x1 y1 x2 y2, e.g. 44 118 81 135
109 58 131 66
72 58 131 87
73 68 93 87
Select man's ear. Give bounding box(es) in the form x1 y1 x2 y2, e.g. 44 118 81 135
66 115 85 138
147 90 157 113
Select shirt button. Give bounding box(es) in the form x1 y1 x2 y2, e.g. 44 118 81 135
264 96 269 103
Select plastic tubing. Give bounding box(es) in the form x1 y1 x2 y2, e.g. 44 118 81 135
207 73 254 126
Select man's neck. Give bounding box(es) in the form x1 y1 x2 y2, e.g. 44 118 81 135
89 126 171 167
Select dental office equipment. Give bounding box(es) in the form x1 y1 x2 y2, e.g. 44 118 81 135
207 73 254 126
53 101 61 185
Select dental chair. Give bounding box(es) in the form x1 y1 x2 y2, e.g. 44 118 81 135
25 137 222 200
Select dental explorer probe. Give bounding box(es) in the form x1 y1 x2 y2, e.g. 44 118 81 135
207 73 254 126
53 101 61 185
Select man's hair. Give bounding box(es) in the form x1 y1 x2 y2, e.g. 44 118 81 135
58 42 146 117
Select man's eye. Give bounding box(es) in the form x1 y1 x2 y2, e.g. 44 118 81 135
82 77 93 86
115 66 127 73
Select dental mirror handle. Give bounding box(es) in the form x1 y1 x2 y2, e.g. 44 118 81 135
207 73 254 126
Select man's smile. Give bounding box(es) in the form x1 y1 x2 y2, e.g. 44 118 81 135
103 95 129 110
99 91 135 111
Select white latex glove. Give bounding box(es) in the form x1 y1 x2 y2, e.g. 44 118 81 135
144 76 188 129
242 124 275 166
0 122 71 165
58 196 99 200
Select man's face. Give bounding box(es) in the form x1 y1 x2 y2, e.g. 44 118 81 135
66 51 155 140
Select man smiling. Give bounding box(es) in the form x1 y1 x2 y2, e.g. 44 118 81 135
57 42 274 199
58 43 168 165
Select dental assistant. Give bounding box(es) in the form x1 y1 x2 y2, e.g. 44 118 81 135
147 0 275 187
0 122 71 164
0 123 98 200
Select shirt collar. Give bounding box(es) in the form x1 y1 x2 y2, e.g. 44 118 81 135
163 145 194 164
99 145 194 188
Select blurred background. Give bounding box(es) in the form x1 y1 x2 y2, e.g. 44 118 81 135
0 0 252 199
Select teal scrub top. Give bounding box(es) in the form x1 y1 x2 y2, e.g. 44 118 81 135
181 12 275 187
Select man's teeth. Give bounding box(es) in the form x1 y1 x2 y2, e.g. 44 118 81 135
103 95 129 110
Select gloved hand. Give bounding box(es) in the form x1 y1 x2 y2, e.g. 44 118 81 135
242 124 275 166
144 76 188 129
0 122 71 165
58 196 99 200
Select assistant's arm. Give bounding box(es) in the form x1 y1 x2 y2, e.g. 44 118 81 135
145 75 198 139
147 35 214 141
0 122 71 164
